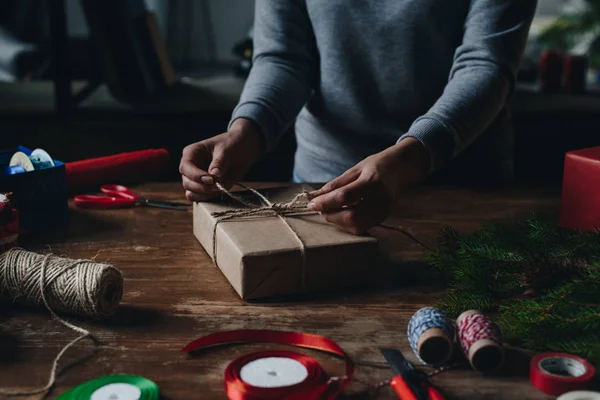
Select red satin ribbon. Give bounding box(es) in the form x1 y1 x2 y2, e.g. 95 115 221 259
181 329 354 400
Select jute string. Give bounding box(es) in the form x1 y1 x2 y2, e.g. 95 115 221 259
0 248 123 398
209 183 433 291
212 183 315 290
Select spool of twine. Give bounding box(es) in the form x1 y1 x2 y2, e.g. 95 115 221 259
407 307 455 366
0 248 123 318
0 248 124 397
457 310 504 373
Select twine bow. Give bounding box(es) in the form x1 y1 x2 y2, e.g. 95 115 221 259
211 183 318 291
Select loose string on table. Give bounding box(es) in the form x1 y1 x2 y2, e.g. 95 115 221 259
0 248 123 398
210 183 433 292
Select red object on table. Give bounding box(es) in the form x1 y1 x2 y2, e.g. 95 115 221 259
182 329 354 400
390 376 419 400
563 54 588 94
540 50 564 92
0 197 20 252
559 147 600 230
65 149 170 192
74 184 189 210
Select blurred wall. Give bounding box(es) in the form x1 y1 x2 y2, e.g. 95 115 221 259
65 0 255 64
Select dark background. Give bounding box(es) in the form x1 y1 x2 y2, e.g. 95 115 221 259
1 0 599 188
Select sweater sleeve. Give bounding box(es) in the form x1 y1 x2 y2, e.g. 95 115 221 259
228 0 319 153
399 0 537 172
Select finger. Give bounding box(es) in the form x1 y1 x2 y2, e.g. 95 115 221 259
321 193 389 235
308 168 360 199
182 175 219 194
307 179 368 212
179 158 209 182
180 144 215 185
208 144 231 181
185 190 219 202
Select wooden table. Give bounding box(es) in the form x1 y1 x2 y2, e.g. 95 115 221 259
0 182 563 399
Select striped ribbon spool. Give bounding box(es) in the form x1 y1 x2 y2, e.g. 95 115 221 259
456 310 504 373
407 307 455 366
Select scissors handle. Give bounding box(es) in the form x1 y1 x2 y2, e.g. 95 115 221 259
390 376 419 400
74 194 136 209
101 184 140 201
426 385 445 400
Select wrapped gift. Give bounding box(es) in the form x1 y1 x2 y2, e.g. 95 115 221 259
559 147 600 230
193 184 379 300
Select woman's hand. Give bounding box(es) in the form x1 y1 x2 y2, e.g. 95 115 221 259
179 118 263 202
306 137 431 234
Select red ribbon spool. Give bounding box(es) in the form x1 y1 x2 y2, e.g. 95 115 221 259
530 352 596 396
182 329 354 400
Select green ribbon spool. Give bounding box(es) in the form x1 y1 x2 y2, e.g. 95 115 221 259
57 375 159 400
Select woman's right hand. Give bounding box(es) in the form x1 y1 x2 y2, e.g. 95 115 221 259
179 118 263 202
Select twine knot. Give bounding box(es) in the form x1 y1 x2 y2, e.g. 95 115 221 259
210 184 315 293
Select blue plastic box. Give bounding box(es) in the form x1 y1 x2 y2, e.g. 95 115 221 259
0 146 69 233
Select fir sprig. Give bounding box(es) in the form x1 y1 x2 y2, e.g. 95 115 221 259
428 213 600 365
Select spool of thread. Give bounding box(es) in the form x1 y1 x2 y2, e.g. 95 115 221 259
65 149 170 193
0 248 123 318
407 307 455 366
530 353 597 396
457 310 504 373
9 151 34 172
29 148 56 170
0 248 124 398
56 375 160 400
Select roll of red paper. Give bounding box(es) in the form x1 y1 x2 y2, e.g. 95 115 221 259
530 353 596 396
559 147 600 231
65 149 170 192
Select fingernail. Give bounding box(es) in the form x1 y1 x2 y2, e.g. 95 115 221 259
201 176 214 185
307 202 318 211
210 168 221 177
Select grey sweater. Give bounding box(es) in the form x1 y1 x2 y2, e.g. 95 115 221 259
230 0 537 183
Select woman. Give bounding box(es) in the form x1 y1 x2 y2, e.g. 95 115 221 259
180 0 538 234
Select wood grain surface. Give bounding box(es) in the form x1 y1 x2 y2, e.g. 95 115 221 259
0 182 563 400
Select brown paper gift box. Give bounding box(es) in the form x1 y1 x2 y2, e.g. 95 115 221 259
193 184 379 300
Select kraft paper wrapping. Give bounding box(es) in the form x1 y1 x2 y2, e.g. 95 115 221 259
193 185 379 300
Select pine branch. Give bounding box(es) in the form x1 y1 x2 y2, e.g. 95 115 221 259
430 213 600 363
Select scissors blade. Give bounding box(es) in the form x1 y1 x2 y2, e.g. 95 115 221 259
380 348 429 400
141 199 190 210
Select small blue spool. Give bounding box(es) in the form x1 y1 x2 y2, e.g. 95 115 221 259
3 165 27 176
408 307 455 366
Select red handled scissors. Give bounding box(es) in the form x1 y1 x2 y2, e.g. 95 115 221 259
380 348 446 400
74 185 190 210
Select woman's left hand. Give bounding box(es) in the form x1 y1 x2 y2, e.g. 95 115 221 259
306 137 431 234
